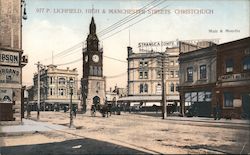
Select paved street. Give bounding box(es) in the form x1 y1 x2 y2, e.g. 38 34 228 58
1 111 250 154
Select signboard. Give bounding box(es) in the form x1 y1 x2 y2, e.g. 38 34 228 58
0 66 21 83
0 51 19 66
0 89 13 103
233 99 242 107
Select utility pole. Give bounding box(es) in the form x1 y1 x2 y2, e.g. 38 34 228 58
35 61 42 120
69 78 74 128
160 53 167 119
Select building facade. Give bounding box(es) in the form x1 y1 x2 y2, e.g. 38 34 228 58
120 46 180 110
28 65 79 111
0 0 28 122
215 37 250 119
178 42 217 117
81 17 105 113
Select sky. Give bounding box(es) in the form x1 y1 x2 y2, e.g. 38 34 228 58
22 0 250 90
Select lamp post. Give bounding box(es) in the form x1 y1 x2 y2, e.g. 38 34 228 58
69 78 74 128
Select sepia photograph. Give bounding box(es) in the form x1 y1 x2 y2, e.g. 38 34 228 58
0 0 250 154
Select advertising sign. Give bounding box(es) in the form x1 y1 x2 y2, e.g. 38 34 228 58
0 51 19 66
0 89 13 103
0 66 21 84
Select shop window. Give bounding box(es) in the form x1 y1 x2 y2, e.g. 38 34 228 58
226 59 233 73
200 65 207 79
187 67 193 82
224 92 233 107
243 57 250 71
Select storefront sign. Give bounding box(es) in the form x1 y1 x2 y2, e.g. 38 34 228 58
233 99 242 107
0 66 21 83
0 89 13 103
220 73 250 82
0 51 19 66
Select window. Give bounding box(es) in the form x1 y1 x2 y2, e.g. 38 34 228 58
187 67 193 82
175 71 179 78
176 83 179 92
170 83 174 92
50 88 53 96
139 83 148 93
226 59 233 73
139 61 143 67
139 61 148 68
50 77 53 84
144 71 148 79
139 72 143 79
170 71 174 78
224 92 233 107
59 77 65 85
200 65 207 79
139 84 144 93
243 57 250 71
170 61 174 66
59 88 64 96
175 60 179 66
157 70 161 79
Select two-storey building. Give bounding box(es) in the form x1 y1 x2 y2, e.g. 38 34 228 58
28 65 80 111
178 41 217 116
215 37 250 119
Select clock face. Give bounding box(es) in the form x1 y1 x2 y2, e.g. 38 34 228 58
85 55 88 62
92 54 99 63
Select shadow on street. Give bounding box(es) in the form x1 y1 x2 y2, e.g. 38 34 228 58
1 138 149 155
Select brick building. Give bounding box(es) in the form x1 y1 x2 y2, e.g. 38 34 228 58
215 37 250 119
0 0 28 123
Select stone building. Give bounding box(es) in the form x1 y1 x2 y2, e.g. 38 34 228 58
119 46 180 111
81 17 105 113
0 0 28 122
178 42 217 117
28 65 80 111
215 37 250 119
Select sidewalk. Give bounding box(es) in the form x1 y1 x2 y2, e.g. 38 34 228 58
0 119 68 136
133 112 250 126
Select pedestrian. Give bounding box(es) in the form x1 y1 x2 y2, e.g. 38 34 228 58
214 102 221 120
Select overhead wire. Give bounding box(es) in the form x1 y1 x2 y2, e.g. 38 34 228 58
40 0 165 63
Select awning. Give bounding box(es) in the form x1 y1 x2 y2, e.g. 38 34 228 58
118 95 180 102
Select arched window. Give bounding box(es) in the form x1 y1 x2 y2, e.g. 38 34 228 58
58 77 65 85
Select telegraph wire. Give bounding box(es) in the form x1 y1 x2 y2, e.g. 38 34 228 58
97 0 161 36
40 0 164 62
99 0 166 38
101 4 170 41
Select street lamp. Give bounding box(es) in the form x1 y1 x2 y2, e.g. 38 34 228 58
69 78 74 128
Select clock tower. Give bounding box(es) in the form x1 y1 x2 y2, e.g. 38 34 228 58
81 17 105 113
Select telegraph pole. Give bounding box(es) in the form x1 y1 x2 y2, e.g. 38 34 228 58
35 61 41 120
161 53 167 119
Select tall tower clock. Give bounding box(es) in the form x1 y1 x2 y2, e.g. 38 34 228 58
81 17 105 113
